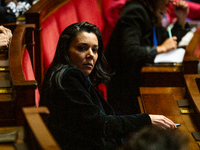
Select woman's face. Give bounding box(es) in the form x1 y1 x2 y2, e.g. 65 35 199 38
68 31 98 76
159 0 173 13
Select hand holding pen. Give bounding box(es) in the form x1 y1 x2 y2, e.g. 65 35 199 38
156 26 177 54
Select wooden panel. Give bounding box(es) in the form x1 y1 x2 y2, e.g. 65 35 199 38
141 94 181 115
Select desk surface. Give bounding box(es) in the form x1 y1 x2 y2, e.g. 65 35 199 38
139 87 200 150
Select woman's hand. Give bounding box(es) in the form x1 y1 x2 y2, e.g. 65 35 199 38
0 33 10 49
0 26 12 40
173 0 189 27
157 36 177 54
149 114 177 130
0 26 12 49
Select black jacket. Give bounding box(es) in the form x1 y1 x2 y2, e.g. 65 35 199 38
0 0 16 23
104 0 190 115
40 67 151 150
0 0 31 23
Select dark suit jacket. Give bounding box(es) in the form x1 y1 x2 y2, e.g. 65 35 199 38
0 0 16 23
104 0 190 115
0 0 31 23
40 67 151 150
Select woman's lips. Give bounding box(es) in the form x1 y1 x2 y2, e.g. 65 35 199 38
83 63 93 68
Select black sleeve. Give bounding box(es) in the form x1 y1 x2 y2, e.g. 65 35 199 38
58 68 152 139
172 21 191 43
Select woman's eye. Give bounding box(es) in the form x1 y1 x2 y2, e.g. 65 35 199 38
77 46 86 51
93 48 98 53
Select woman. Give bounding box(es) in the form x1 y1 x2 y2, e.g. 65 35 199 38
104 0 191 115
40 22 176 150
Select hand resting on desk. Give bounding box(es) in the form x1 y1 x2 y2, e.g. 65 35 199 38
149 115 177 130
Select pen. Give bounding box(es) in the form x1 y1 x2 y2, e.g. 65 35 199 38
167 26 172 38
175 123 181 127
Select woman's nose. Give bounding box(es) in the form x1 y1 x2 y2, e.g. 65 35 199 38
87 48 94 57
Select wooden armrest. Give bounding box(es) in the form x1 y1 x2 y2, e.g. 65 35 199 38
9 24 38 125
9 24 37 87
186 28 200 58
22 106 61 150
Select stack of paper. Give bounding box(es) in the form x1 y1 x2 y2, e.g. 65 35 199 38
154 48 185 63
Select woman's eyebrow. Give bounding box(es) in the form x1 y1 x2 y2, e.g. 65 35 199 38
93 45 99 48
78 43 98 47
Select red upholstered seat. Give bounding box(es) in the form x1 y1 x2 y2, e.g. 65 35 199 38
73 0 104 31
54 0 78 34
41 14 60 70
22 49 40 107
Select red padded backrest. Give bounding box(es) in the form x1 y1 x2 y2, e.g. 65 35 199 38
22 49 40 107
41 0 78 71
41 15 60 71
73 0 104 32
54 0 78 34
101 0 124 49
101 0 115 17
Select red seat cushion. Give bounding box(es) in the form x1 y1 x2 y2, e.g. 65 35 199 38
41 0 78 71
22 49 40 107
41 14 60 71
73 0 104 32
54 0 78 34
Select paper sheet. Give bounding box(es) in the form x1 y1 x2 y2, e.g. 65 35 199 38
154 48 186 63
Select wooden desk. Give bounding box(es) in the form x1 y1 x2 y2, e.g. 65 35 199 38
139 87 200 149
0 107 60 150
141 52 199 87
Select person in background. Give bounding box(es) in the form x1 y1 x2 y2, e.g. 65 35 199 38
40 22 176 150
0 25 12 50
106 0 200 28
0 0 31 23
104 0 191 115
117 126 190 150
